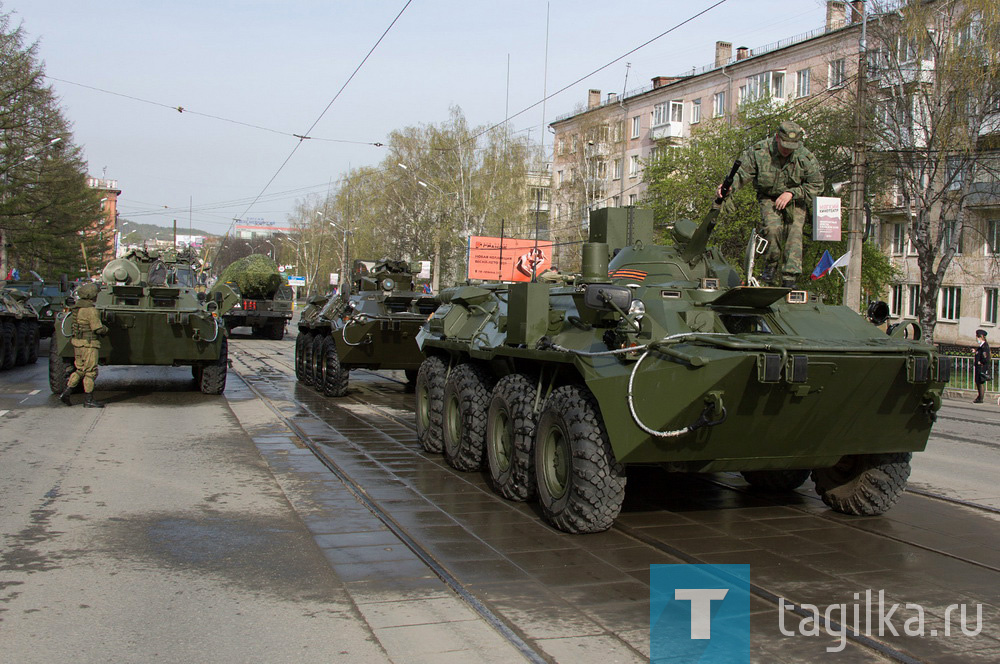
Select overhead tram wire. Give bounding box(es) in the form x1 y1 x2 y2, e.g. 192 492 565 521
220 0 414 252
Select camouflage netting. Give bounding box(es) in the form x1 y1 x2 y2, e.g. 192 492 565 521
218 254 284 299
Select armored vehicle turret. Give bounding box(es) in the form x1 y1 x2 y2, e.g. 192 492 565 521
295 259 438 395
49 247 238 394
0 284 40 370
3 272 73 338
415 203 948 534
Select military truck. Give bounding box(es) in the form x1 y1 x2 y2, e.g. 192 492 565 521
0 285 40 370
3 273 74 338
218 254 293 340
296 259 437 396
49 247 238 394
415 203 948 534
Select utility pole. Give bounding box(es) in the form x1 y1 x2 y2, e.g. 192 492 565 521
844 1 868 312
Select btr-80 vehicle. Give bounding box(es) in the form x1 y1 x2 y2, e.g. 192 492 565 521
0 285 40 370
415 201 948 534
296 259 438 396
49 247 238 395
4 272 73 338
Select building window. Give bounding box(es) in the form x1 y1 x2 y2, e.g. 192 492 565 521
890 284 903 317
595 161 607 179
939 286 961 322
796 69 811 97
907 284 920 318
613 159 622 180
829 58 846 88
691 99 701 124
653 102 668 127
629 155 640 177
942 220 963 254
987 219 1000 255
631 116 640 139
986 288 999 325
891 223 906 255
571 135 579 153
713 91 726 117
649 146 660 162
670 101 683 123
628 194 637 206
613 195 621 207
556 170 563 187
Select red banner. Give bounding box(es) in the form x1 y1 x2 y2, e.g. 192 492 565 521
467 236 553 282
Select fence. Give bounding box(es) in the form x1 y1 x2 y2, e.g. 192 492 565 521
946 356 998 394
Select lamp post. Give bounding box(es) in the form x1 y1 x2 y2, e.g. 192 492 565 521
324 217 353 297
844 0 868 312
396 162 459 292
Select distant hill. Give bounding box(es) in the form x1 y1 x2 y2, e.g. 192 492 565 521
118 220 216 243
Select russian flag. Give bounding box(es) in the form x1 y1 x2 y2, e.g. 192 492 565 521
811 250 834 280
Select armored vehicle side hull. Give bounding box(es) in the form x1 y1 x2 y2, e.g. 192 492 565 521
0 288 40 370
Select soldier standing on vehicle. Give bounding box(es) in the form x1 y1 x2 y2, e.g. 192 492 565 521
718 120 824 287
59 282 107 408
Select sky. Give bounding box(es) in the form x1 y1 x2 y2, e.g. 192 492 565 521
9 0 831 236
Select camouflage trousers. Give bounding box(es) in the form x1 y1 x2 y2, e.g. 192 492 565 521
67 346 99 393
759 199 805 277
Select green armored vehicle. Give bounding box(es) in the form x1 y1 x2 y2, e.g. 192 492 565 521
219 254 294 339
49 247 238 395
0 285 40 370
3 272 73 338
415 202 949 534
296 259 438 396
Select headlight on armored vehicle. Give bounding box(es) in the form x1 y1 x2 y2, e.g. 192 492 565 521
628 299 645 320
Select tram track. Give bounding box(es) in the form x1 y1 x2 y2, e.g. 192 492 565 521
234 341 1000 662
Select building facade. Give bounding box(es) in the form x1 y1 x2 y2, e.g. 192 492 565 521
86 177 121 268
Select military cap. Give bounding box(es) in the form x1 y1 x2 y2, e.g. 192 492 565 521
777 120 805 150
77 282 100 300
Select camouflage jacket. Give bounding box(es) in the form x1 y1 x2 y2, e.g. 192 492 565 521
71 301 105 348
731 138 824 205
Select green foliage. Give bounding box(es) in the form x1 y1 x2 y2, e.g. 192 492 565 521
218 253 283 299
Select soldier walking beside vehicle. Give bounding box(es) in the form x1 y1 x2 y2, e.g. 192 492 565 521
719 120 824 287
973 329 991 404
59 282 107 408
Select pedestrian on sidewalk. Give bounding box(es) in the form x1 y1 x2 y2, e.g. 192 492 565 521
973 329 991 404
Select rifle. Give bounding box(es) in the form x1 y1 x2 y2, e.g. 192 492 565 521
715 159 742 205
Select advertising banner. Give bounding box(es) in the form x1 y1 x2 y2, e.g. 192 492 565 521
467 236 553 282
812 196 843 241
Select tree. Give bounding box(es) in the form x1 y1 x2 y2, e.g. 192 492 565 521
642 96 897 303
0 7 104 279
866 0 1000 338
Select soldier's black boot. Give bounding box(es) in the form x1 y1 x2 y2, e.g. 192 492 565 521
83 393 105 409
781 277 797 288
59 385 74 406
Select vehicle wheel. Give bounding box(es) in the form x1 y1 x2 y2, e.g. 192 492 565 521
251 325 263 337
321 337 349 397
415 356 447 453
24 321 39 364
741 469 810 492
192 364 204 384
199 338 228 395
48 339 73 393
310 335 326 389
268 322 285 340
14 321 30 366
486 373 538 502
534 385 626 534
294 332 308 381
404 369 418 383
442 363 495 471
812 453 911 516
300 332 315 385
1 321 16 369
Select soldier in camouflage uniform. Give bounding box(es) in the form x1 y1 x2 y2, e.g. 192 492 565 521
720 120 824 287
59 282 107 408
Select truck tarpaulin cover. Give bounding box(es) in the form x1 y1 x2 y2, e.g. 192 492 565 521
467 236 553 282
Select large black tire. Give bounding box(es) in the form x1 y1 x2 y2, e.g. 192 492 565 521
267 321 286 340
310 335 326 389
534 385 626 534
192 364 204 384
294 332 308 382
199 338 228 395
14 321 30 366
812 453 911 516
486 373 538 502
48 339 73 393
415 356 447 453
24 321 39 364
321 337 349 397
300 333 315 385
1 321 16 369
442 363 495 472
741 469 811 492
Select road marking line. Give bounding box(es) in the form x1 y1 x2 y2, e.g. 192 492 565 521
29 389 39 395
0 410 8 417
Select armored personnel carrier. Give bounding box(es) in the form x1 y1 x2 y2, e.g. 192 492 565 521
3 272 73 338
49 248 238 395
296 259 437 396
0 285 40 370
415 202 948 534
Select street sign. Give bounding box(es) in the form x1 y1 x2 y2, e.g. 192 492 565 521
287 275 305 286
330 272 339 285
278 266 285 273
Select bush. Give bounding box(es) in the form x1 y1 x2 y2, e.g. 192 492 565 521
218 254 283 299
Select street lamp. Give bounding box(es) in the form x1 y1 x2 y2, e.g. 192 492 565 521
322 216 353 297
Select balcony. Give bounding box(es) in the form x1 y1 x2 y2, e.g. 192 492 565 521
650 122 683 141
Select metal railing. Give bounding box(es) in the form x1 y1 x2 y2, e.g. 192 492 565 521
946 356 998 393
